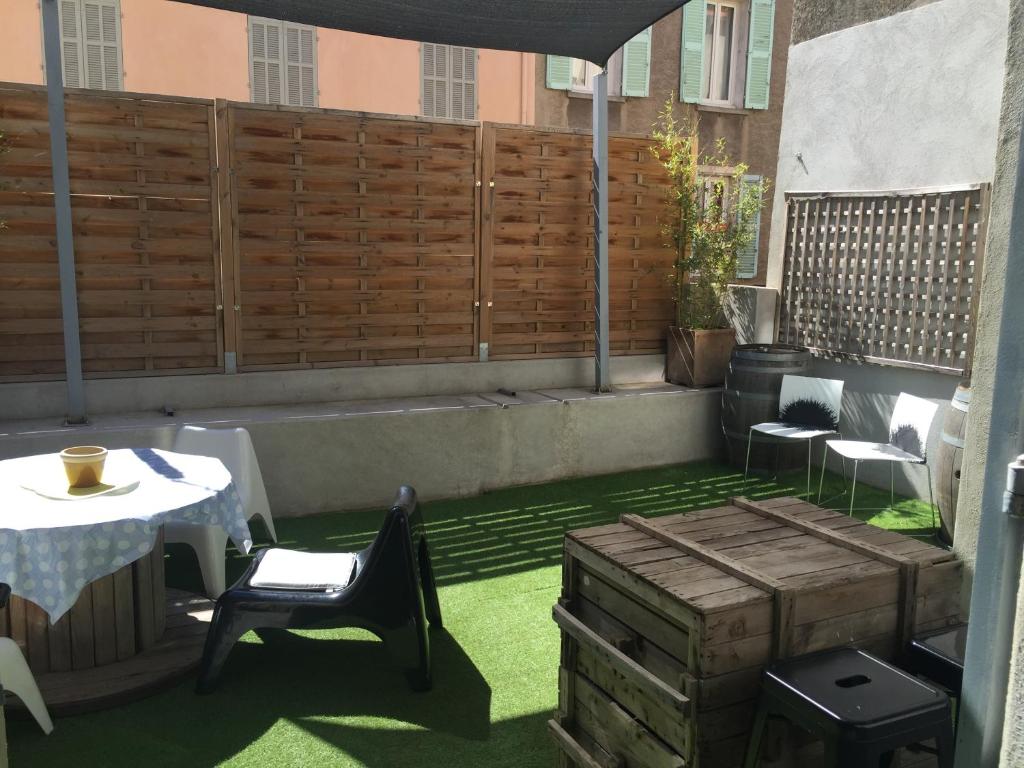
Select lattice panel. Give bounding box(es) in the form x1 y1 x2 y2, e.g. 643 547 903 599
779 186 990 372
483 125 674 359
229 105 479 370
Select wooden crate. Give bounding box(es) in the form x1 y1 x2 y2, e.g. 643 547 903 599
551 496 963 768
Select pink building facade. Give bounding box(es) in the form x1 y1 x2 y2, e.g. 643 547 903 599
0 0 536 124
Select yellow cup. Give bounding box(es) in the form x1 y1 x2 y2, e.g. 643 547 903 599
60 446 108 489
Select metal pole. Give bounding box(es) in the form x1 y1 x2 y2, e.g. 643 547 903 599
955 64 1024 766
41 0 87 424
592 68 610 392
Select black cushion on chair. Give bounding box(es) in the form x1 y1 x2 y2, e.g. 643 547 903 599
195 485 442 694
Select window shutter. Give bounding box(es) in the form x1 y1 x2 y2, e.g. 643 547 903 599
679 0 707 103
421 43 449 118
250 18 284 105
58 0 83 88
736 175 762 279
283 24 316 107
621 27 652 98
744 0 776 110
545 55 572 90
449 46 476 120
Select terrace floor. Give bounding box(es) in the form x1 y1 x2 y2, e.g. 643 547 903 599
7 461 939 768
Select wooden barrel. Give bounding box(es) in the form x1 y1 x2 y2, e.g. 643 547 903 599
935 383 970 544
722 344 812 471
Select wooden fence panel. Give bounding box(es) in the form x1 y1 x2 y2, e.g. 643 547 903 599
779 186 990 373
0 83 222 379
228 104 479 370
482 124 674 360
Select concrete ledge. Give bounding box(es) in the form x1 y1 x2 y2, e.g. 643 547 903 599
0 383 723 516
0 354 667 421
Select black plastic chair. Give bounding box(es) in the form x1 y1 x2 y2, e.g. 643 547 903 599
743 647 954 768
196 485 442 694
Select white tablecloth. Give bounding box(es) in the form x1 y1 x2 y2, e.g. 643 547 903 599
0 448 253 622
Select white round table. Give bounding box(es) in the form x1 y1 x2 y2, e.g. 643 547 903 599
0 448 253 677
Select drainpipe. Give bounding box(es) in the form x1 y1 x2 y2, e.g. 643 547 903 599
40 0 87 424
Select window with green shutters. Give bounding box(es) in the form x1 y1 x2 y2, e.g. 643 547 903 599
422 43 477 120
249 17 318 108
680 0 775 110
56 0 122 91
546 28 647 97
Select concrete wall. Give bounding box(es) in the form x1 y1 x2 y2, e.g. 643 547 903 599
765 0 1008 501
0 354 667 423
0 386 723 516
532 1 795 287
0 0 531 123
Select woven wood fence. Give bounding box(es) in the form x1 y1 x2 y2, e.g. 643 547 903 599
779 185 990 374
0 84 223 380
481 125 674 359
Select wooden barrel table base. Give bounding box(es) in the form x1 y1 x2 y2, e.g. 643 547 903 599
6 589 214 716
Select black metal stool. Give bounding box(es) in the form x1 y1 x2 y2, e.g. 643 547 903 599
743 647 954 768
906 623 967 696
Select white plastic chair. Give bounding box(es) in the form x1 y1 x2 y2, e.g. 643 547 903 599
0 587 53 736
165 426 277 598
744 375 845 499
818 392 939 523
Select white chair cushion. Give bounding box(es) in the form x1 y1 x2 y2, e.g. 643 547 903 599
249 548 357 591
751 422 837 440
825 440 924 463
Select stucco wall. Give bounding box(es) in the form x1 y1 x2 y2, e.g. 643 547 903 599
0 0 529 122
765 0 1008 511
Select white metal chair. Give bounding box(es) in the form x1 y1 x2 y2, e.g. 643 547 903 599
0 586 52 735
744 375 845 499
817 392 939 523
165 426 277 598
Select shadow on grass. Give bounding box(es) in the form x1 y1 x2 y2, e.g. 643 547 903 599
184 459 940 594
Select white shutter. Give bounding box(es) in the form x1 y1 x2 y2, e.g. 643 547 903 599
250 17 289 105
450 46 476 120
421 43 449 118
58 0 83 88
284 23 316 107
81 0 121 90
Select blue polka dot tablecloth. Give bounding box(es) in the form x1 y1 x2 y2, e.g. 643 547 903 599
0 448 253 623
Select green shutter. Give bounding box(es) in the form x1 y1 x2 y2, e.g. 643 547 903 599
621 27 652 98
744 0 776 110
546 55 572 90
736 175 762 279
680 0 707 103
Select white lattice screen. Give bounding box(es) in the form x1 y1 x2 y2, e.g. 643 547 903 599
779 185 990 373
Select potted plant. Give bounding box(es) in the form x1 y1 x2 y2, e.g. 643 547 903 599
651 101 769 387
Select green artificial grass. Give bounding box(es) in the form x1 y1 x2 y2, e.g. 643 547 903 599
8 461 939 767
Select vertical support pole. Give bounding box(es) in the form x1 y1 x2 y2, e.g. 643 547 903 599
592 68 611 392
41 0 86 423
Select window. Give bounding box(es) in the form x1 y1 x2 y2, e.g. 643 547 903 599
681 0 776 110
55 0 122 90
703 2 741 104
249 17 317 107
545 27 649 98
422 44 477 120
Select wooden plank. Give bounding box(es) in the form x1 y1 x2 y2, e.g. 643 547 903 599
133 545 156 652
554 603 691 716
47 611 73 673
547 720 610 768
24 600 50 674
69 583 96 669
151 528 166 640
86 578 117 667
112 567 136 661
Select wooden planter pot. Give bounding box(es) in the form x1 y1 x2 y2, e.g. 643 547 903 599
666 327 736 388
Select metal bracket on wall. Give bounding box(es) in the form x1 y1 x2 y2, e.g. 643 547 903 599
479 343 489 362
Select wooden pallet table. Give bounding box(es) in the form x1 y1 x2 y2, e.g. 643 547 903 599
552 496 963 768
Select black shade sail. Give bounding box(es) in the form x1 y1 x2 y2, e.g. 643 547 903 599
171 0 693 66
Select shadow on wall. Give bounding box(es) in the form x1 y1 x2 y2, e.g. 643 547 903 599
815 357 961 498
